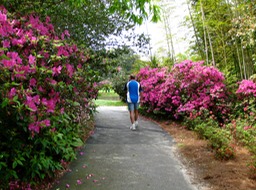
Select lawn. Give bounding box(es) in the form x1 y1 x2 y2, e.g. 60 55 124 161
94 90 126 106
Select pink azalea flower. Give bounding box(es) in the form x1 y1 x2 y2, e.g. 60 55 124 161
40 119 51 127
33 95 40 105
2 59 15 68
52 65 62 76
38 86 46 93
0 12 7 22
29 78 37 87
64 30 70 37
77 64 82 69
77 179 82 185
28 122 40 133
8 87 16 99
26 96 37 112
244 126 252 130
60 107 65 114
66 64 74 78
28 54 36 65
2 40 10 48
42 98 56 113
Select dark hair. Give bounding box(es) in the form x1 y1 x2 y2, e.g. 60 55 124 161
130 75 136 80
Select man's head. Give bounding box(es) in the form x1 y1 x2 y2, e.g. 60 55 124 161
130 74 136 80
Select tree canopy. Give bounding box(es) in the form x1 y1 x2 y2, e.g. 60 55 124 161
2 0 160 50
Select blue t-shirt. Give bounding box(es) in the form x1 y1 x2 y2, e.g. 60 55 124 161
125 80 142 103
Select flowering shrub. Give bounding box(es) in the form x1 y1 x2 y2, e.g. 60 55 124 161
0 8 99 188
236 79 256 97
234 80 256 171
137 66 168 114
236 79 256 116
137 60 229 120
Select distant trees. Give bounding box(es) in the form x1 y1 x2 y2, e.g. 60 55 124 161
186 0 256 81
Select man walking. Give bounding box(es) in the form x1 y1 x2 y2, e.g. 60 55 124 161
124 75 142 131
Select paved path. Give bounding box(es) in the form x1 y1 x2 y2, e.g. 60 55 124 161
52 106 198 190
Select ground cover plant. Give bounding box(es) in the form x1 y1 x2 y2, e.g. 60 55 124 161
0 8 99 189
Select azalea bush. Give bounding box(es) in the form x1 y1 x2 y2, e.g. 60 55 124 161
137 60 230 121
232 79 256 171
137 60 238 160
0 8 99 189
136 66 169 115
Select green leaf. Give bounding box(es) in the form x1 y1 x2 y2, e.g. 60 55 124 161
73 101 80 106
71 137 83 147
12 161 17 169
0 162 7 170
1 98 9 108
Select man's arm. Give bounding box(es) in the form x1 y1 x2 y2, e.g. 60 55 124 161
124 83 127 91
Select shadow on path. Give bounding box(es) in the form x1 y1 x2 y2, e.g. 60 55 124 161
51 106 198 190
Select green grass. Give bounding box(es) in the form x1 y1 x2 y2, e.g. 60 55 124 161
95 90 126 106
98 90 120 100
94 99 126 106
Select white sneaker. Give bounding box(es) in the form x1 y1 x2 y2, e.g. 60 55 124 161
135 121 138 127
130 123 136 131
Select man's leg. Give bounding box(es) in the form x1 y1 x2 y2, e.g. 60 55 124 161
129 110 135 124
128 103 136 130
134 109 138 122
134 103 139 127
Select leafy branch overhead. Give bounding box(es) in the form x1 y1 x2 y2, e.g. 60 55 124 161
2 0 160 50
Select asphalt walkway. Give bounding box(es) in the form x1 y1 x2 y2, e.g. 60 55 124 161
51 106 198 190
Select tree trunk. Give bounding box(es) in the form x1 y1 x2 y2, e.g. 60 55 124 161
200 1 209 65
186 0 204 58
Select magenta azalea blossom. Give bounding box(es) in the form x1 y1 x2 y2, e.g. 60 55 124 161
29 78 37 87
52 65 62 76
66 64 74 78
28 54 36 65
2 39 10 48
41 119 51 127
8 87 16 99
28 122 40 133
26 95 38 112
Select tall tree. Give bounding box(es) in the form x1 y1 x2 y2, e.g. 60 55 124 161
187 0 256 81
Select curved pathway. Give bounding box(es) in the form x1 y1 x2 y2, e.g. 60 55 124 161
52 106 198 190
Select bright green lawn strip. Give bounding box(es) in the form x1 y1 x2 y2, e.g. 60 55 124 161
94 99 126 106
98 90 120 100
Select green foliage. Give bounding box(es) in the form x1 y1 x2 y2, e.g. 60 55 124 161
108 47 142 102
226 115 256 171
109 0 161 23
131 59 150 73
184 116 235 160
0 114 87 188
111 73 129 102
